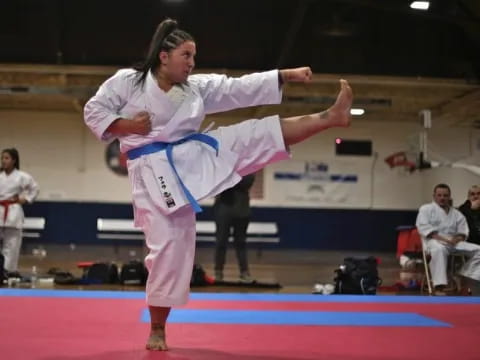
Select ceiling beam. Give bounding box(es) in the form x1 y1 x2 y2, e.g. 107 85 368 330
276 0 311 68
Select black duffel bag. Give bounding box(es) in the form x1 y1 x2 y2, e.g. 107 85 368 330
84 262 119 284
120 260 148 285
334 256 382 295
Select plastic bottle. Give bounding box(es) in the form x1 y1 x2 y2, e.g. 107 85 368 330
31 266 38 288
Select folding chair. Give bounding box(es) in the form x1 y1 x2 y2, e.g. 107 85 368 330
396 226 427 292
396 226 464 295
420 241 433 295
421 238 466 295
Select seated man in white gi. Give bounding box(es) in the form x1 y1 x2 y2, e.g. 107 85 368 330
416 183 480 295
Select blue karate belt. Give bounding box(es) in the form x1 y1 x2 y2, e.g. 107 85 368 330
126 133 219 213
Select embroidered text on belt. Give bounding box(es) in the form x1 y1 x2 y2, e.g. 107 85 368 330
126 133 219 213
0 200 17 223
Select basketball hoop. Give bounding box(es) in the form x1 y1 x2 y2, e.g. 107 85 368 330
384 151 417 173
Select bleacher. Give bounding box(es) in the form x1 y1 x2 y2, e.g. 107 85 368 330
23 217 46 239
96 218 279 244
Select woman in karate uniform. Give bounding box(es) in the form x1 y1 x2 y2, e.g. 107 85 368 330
0 148 39 276
84 19 353 350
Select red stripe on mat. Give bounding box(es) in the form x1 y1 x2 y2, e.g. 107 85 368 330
0 297 479 360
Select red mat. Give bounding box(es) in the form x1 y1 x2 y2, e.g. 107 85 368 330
0 295 479 360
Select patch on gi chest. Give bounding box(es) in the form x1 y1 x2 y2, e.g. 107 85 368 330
158 176 176 208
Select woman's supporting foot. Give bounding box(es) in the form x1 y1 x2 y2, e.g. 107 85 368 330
146 325 168 351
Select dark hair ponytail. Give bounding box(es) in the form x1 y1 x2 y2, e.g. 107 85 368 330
134 18 194 86
1 148 20 170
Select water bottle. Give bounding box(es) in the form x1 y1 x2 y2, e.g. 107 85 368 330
33 246 47 260
31 266 38 288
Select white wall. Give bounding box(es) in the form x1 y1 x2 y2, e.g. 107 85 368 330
1 110 132 202
264 119 424 210
1 110 479 209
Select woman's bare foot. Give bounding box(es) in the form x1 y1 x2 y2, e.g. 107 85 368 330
326 79 353 128
146 326 168 351
280 79 353 145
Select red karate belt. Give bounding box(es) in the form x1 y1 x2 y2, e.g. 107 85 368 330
0 199 17 222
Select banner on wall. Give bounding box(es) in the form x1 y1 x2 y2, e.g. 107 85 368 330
268 159 372 208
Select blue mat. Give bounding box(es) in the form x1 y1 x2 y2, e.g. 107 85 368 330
140 308 451 327
1 289 480 304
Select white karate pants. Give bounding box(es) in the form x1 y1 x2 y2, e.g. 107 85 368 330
427 239 480 286
1 227 22 272
130 116 289 306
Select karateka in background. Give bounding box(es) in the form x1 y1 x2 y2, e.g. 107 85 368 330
84 18 353 351
416 183 480 295
0 148 39 276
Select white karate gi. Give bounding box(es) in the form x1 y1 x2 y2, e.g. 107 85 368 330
416 201 480 286
84 69 289 306
0 169 39 272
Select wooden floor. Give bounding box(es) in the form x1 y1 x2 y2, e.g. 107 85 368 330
13 244 404 293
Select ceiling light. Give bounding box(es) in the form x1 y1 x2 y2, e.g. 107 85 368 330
410 1 430 10
350 108 365 116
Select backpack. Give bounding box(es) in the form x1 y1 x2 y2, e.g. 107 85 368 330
46 267 79 285
334 256 382 295
120 260 148 285
84 262 119 284
190 264 208 286
53 271 79 285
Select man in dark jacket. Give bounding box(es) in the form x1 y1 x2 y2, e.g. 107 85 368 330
214 174 255 282
458 185 480 245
